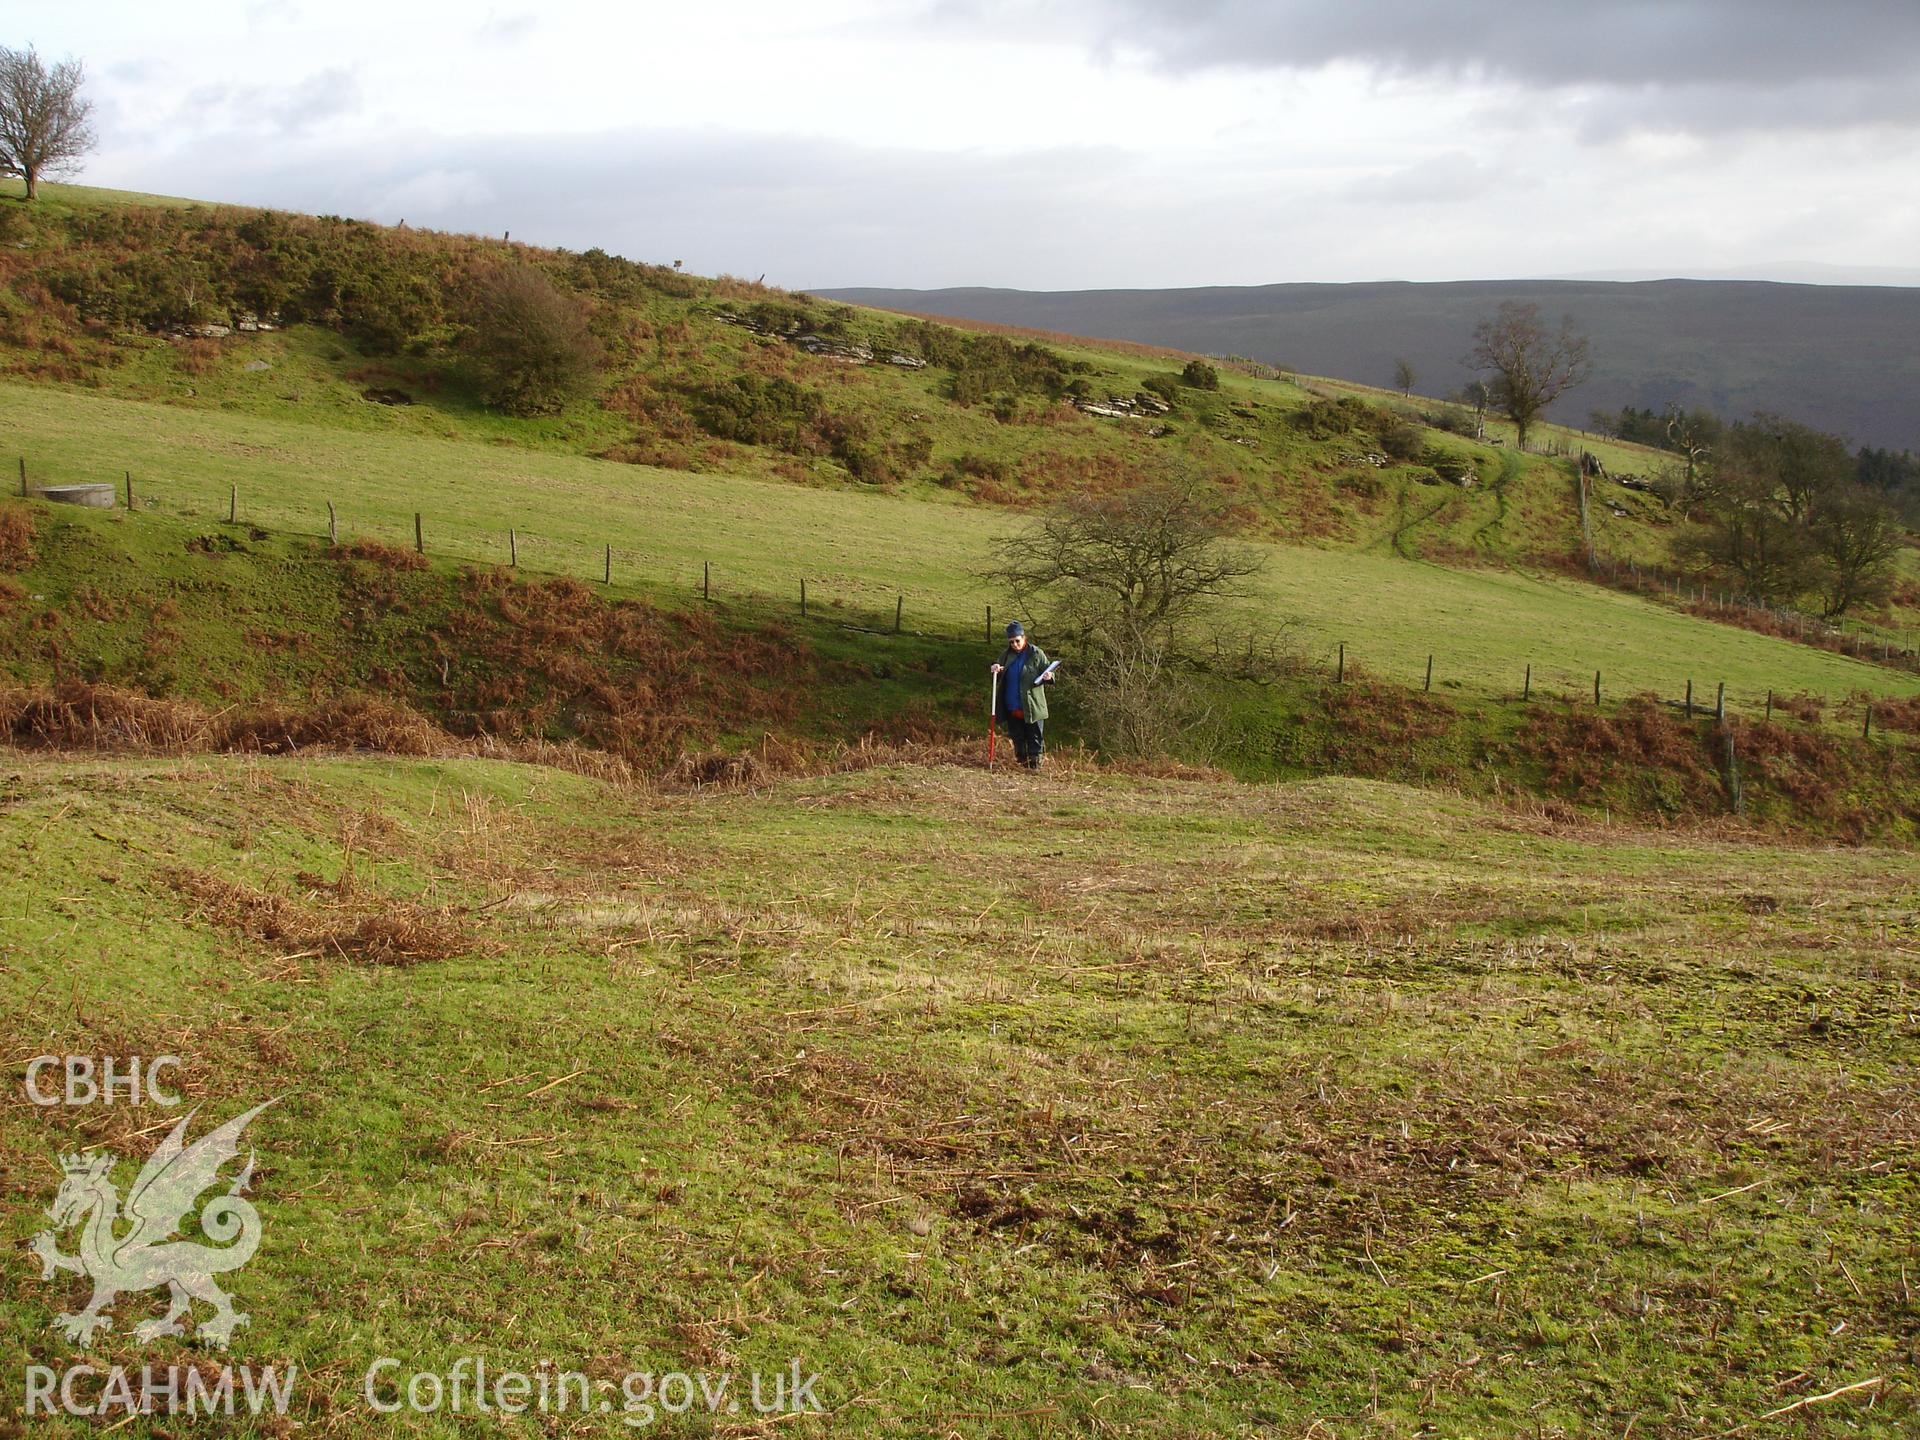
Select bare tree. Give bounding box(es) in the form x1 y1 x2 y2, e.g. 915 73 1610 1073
1467 301 1590 450
1809 488 1903 619
985 476 1264 757
0 47 95 201
1455 379 1491 440
1731 412 1852 526
1662 405 1720 511
1071 613 1190 759
1674 471 1816 604
988 476 1263 640
1392 358 1417 397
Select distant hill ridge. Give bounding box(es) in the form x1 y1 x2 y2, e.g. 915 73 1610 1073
816 278 1920 451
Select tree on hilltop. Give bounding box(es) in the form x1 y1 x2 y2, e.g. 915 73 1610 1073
1392 358 1416 397
1467 302 1590 450
0 46 95 201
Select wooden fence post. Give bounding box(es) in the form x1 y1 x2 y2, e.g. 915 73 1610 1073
604 544 611 584
703 560 709 600
327 501 337 545
1523 663 1531 701
1864 705 1872 739
1685 679 1693 718
800 578 807 617
1336 642 1345 684
229 485 238 524
986 604 992 642
124 471 133 510
1715 682 1725 722
414 512 423 553
894 595 903 634
16 457 24 498
1594 670 1601 705
1424 654 1433 692
1765 689 1773 721
509 528 516 567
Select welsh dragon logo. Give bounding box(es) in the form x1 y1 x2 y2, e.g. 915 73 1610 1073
30 1101 277 1348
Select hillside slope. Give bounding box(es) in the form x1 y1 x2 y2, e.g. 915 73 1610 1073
6 494 1919 839
0 188 1651 564
7 397 1915 718
818 279 1920 452
1 186 1916 831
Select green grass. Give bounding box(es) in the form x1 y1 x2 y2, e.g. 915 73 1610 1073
4 185 1912 703
0 178 218 209
8 380 1914 718
2 752 1914 1435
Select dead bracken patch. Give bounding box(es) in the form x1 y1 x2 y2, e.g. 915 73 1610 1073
1863 692 1920 733
1316 680 1460 777
418 570 817 765
185 533 247 555
1509 696 1723 814
0 681 211 750
1774 691 1825 724
338 538 429 571
0 502 37 571
168 868 479 966
0 680 645 787
0 681 444 755
218 695 444 755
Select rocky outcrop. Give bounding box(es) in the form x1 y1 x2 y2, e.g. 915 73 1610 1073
712 307 925 369
1070 391 1173 419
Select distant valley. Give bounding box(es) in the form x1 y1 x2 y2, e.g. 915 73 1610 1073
818 278 1920 451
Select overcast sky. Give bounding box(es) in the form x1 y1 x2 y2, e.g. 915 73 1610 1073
12 0 1920 289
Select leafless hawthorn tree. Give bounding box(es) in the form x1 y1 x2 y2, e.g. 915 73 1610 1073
985 476 1265 756
0 47 94 201
1467 301 1590 450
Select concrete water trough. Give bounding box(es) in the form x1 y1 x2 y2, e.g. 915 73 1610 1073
32 483 118 508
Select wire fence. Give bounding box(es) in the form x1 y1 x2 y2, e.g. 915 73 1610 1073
13 455 1915 742
1574 465 1918 675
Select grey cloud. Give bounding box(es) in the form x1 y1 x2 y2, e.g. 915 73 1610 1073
170 66 361 139
268 67 360 132
932 1 1920 132
268 67 361 132
1095 1 1920 88
1563 74 1920 140
132 128 1138 288
1344 150 1509 204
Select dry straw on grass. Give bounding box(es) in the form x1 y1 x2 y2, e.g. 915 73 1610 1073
169 868 479 967
0 681 640 785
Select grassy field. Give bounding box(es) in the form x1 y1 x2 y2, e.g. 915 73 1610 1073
0 178 216 209
2 750 1914 1436
7 384 1913 718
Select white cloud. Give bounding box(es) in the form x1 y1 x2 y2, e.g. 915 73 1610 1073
365 166 498 217
13 0 1920 287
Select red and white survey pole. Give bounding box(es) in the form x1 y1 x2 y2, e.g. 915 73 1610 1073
987 669 998 769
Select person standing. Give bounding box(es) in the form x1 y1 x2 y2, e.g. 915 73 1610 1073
991 621 1054 771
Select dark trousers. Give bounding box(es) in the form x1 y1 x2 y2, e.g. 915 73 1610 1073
1004 712 1044 768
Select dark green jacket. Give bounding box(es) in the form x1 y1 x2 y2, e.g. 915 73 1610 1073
994 643 1051 722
